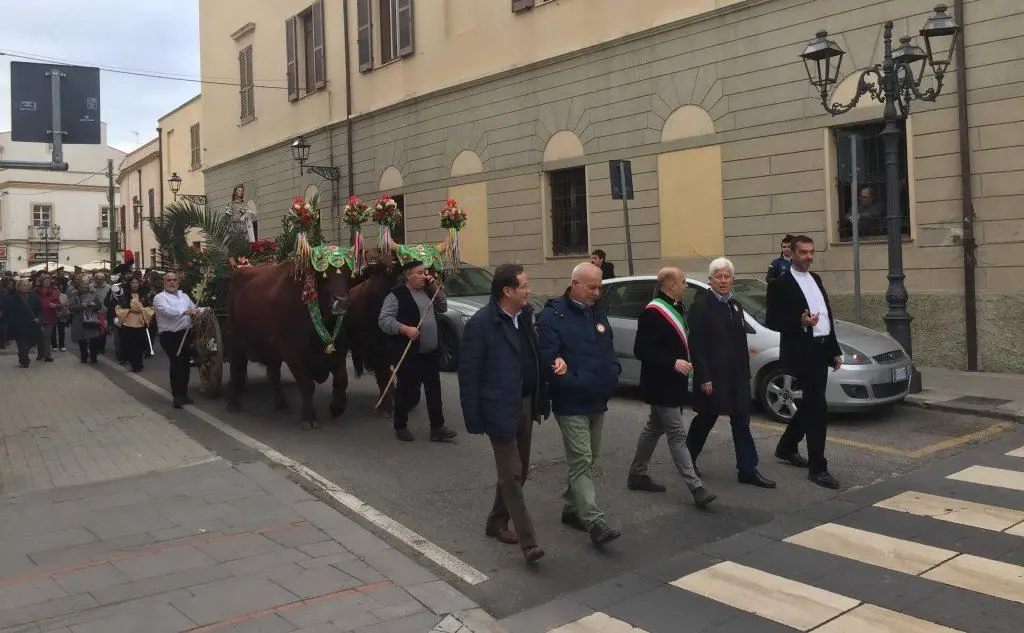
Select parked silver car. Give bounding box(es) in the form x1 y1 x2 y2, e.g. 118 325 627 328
435 264 547 372
601 275 912 422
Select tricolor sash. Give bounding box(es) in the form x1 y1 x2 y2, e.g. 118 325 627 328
645 297 688 351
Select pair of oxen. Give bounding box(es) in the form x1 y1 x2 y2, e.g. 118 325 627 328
225 254 400 429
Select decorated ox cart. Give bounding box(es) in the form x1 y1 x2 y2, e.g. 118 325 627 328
149 187 466 426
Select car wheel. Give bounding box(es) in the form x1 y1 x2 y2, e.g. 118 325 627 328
759 365 802 424
438 321 460 372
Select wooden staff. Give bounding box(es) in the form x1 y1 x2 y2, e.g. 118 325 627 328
176 308 204 357
374 281 444 410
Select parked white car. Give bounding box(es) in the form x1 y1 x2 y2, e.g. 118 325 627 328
601 275 912 422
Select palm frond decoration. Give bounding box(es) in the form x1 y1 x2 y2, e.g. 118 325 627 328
149 201 250 308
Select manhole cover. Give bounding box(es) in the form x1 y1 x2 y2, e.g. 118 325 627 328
947 396 1012 407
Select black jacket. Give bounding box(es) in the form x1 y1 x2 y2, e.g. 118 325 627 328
2 292 42 335
538 292 619 415
459 300 550 437
633 291 690 407
689 289 752 416
766 271 842 375
600 261 616 280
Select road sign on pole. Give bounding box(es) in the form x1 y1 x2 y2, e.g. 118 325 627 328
609 160 636 275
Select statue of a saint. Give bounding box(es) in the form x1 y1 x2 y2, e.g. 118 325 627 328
225 184 256 242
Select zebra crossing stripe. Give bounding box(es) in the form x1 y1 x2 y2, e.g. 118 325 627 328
546 612 647 632
947 465 1024 492
787 522 1024 604
784 523 957 575
922 554 1024 605
1006 446 1024 458
669 561 963 632
874 491 1024 533
671 560 859 630
815 603 964 632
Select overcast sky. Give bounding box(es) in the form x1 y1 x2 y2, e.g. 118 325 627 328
0 0 200 153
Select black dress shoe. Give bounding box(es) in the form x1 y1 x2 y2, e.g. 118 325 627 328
809 471 840 489
692 487 717 509
172 399 184 409
589 522 622 545
429 426 457 442
627 475 666 493
775 450 810 468
395 428 414 442
561 509 588 532
738 470 777 489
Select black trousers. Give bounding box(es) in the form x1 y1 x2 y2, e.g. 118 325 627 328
78 337 101 362
121 326 148 371
393 350 445 430
687 411 759 476
159 329 193 399
14 331 37 366
776 343 831 474
50 323 66 349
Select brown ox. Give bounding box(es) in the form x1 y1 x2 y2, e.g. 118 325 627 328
226 261 351 428
344 261 400 414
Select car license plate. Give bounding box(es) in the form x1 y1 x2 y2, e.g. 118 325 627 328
892 365 910 382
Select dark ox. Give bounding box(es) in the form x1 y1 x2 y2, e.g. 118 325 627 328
344 260 401 414
226 260 351 429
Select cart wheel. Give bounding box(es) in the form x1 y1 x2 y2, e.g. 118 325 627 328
196 312 224 397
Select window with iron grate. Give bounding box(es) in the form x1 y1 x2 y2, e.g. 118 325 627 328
549 167 588 256
834 121 910 241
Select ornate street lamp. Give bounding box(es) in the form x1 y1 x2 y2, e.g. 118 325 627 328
801 5 960 393
290 135 340 181
167 172 207 206
34 222 61 272
168 172 182 200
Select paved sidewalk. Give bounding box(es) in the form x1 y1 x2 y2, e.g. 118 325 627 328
0 353 504 633
907 366 1024 422
0 353 214 495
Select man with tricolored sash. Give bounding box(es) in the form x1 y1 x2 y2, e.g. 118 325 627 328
626 267 716 509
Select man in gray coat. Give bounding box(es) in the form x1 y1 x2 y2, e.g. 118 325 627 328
378 260 458 443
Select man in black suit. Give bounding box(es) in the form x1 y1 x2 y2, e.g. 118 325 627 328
766 235 843 489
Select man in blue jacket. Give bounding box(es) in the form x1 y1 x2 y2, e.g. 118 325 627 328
538 262 622 546
459 264 548 565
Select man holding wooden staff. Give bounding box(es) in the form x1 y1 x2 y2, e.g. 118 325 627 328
152 271 198 409
378 260 458 443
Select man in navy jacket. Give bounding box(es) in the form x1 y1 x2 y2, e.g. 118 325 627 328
459 264 548 564
538 262 622 546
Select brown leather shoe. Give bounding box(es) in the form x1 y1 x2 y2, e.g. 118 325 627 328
485 525 520 545
523 545 545 564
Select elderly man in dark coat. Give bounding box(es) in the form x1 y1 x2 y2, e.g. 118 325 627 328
686 258 775 489
459 263 548 565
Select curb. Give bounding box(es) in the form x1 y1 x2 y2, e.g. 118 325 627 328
899 397 1024 424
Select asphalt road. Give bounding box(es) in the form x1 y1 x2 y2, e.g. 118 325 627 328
104 348 1012 619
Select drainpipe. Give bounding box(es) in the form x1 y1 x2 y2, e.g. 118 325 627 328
137 168 144 268
954 0 978 371
342 0 355 200
156 126 164 216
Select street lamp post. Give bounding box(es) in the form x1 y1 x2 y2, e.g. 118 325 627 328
800 4 960 394
167 172 207 206
168 172 182 201
34 222 61 273
290 136 341 181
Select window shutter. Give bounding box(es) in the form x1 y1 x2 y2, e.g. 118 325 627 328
285 16 298 101
396 0 414 58
512 0 535 12
312 0 326 89
238 47 255 120
356 0 373 72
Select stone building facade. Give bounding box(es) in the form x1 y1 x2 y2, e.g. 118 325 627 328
197 0 1024 372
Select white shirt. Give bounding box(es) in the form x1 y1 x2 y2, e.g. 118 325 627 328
153 290 195 333
791 269 831 337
